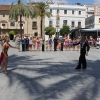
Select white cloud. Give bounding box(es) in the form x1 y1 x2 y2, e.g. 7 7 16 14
94 0 100 5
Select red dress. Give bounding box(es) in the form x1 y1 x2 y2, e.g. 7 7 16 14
0 52 4 64
0 45 9 64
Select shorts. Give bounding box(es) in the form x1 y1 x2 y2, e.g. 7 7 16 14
29 44 32 47
17 42 20 46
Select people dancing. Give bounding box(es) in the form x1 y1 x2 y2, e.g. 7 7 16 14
0 36 19 74
73 36 90 69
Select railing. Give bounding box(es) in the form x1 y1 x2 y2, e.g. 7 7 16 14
32 26 37 29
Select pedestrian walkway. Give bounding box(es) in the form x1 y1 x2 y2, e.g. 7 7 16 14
0 43 100 100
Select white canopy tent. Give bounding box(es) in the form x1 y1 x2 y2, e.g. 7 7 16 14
79 28 100 37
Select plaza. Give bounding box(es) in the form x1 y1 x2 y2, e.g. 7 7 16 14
0 42 100 100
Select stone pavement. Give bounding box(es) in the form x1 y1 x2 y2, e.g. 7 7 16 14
0 42 100 100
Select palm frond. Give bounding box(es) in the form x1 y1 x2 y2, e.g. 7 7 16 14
9 2 34 21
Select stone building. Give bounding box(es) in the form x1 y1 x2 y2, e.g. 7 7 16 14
0 3 42 37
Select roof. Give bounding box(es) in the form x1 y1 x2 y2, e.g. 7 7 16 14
80 28 100 32
0 5 11 11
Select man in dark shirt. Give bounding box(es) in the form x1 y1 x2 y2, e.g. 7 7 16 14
54 35 58 51
25 36 29 51
73 36 90 69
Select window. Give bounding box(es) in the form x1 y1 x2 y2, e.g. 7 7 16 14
2 24 5 26
3 14 5 17
63 20 67 25
32 21 37 29
10 22 15 26
64 10 67 14
34 32 38 36
99 18 100 23
49 21 53 26
71 21 74 27
57 9 59 14
78 22 81 28
50 9 52 13
79 11 81 15
72 10 74 14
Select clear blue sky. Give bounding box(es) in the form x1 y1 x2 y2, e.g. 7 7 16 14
0 0 95 5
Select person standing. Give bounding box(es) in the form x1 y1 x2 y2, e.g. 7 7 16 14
36 37 41 51
61 39 64 51
42 40 45 52
45 40 48 52
32 36 36 51
22 36 25 52
26 36 29 51
17 36 21 52
0 36 19 74
54 35 58 51
49 36 53 51
29 37 33 51
73 36 90 69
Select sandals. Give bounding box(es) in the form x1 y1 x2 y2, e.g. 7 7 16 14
4 71 8 75
0 67 2 73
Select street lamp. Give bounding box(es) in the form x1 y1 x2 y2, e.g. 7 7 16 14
56 11 60 36
56 4 60 37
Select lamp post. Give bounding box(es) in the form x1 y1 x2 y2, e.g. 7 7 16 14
56 3 60 37
56 14 60 37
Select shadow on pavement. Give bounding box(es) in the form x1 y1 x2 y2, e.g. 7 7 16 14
4 54 100 100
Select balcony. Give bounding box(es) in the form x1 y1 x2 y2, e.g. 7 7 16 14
49 24 53 27
77 25 81 28
56 25 59 27
1 26 24 29
32 26 37 29
71 25 75 29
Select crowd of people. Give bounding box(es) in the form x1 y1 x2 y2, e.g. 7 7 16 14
14 34 100 52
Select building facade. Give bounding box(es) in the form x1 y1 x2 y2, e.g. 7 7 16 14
85 15 100 28
0 4 42 37
85 5 100 18
45 1 86 33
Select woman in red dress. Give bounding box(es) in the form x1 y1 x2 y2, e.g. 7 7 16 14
0 36 19 74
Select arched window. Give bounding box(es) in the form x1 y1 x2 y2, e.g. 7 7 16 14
34 32 38 36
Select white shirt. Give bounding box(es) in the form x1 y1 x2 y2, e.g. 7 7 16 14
29 39 33 44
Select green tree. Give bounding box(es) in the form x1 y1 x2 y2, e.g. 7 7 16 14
33 2 52 37
9 30 17 35
45 26 56 36
60 25 70 36
9 0 34 40
0 27 2 34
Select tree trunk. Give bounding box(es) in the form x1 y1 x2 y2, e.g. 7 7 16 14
41 17 42 37
20 15 22 41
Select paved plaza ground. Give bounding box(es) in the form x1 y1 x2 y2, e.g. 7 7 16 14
0 42 100 100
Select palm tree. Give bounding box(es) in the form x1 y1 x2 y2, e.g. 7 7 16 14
33 2 52 37
9 0 34 40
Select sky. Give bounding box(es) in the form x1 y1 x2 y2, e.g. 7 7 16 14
0 0 100 5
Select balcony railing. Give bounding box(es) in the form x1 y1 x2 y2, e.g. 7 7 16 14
32 26 37 29
49 24 53 27
1 26 24 29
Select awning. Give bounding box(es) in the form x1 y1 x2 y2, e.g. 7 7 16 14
80 28 100 32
